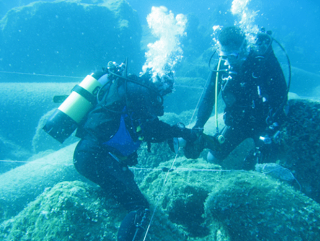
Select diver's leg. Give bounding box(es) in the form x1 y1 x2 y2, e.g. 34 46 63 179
117 208 150 241
74 140 150 241
209 126 244 161
74 139 148 210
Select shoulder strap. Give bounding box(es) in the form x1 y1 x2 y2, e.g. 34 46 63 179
96 76 125 110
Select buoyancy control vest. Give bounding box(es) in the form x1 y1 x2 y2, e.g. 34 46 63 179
219 50 286 127
76 73 164 156
103 111 142 156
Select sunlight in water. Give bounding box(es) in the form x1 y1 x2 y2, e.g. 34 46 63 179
141 6 187 79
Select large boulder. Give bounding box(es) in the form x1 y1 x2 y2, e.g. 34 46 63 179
289 67 320 97
205 171 320 241
140 158 320 240
0 143 84 223
0 82 76 151
281 99 320 203
0 181 126 241
0 0 143 81
0 181 193 241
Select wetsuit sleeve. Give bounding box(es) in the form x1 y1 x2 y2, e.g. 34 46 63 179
265 52 288 122
194 71 216 128
142 118 194 143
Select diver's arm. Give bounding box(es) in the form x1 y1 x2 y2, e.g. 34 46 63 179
194 71 216 128
264 52 288 124
142 118 195 143
267 53 287 110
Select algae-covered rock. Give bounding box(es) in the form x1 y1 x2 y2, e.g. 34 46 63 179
139 158 320 240
0 181 193 241
0 82 76 151
205 171 320 241
0 181 125 241
140 157 229 239
0 143 83 223
281 99 320 203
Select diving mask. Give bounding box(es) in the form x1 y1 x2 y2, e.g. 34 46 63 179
219 38 248 67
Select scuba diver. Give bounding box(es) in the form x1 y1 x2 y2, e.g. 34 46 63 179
185 26 288 170
43 60 196 241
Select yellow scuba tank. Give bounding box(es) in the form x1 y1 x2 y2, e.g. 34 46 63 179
43 73 103 143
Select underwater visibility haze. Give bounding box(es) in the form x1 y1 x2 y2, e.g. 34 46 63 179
0 0 320 240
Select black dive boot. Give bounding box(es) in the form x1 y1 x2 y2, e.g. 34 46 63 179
117 208 150 241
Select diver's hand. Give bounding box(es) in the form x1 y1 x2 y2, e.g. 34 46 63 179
191 126 204 140
172 123 197 143
184 134 205 159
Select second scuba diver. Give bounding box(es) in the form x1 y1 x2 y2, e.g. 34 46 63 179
185 26 288 170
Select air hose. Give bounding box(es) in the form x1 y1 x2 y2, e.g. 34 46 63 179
215 57 222 133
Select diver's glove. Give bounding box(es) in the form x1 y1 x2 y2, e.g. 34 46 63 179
171 122 198 143
182 125 205 159
184 134 206 159
184 132 224 160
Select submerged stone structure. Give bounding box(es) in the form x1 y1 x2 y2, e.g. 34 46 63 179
0 143 82 223
281 99 320 203
2 98 320 239
0 0 143 80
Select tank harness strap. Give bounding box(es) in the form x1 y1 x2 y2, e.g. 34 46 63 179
72 85 96 105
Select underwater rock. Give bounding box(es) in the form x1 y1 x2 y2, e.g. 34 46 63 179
255 163 296 183
0 181 191 241
281 99 320 203
32 108 79 153
0 132 31 163
0 181 124 241
140 157 229 239
290 67 320 97
0 133 31 174
0 0 142 78
0 82 76 151
139 158 320 240
205 171 320 241
0 143 85 223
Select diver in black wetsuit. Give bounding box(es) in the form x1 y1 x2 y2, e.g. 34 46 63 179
73 61 195 241
187 26 288 169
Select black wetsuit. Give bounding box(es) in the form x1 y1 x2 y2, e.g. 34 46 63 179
194 49 287 164
73 73 191 240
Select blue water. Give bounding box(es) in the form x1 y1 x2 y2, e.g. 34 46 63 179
0 0 320 240
1 0 319 74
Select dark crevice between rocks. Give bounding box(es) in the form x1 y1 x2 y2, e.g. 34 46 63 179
168 185 210 237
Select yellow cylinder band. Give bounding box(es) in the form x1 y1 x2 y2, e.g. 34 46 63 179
79 75 102 94
58 92 92 123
